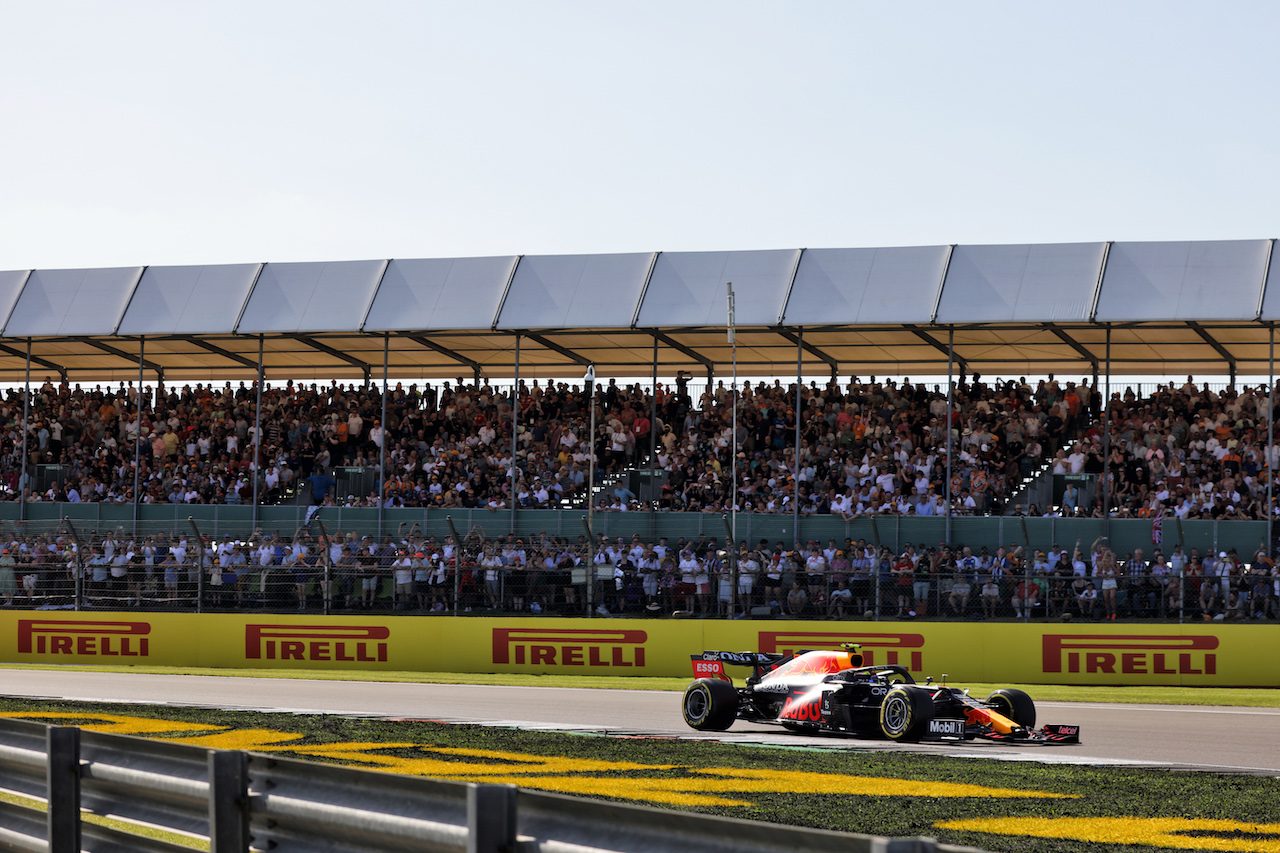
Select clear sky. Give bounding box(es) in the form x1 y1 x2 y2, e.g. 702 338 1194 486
1 1 1276 272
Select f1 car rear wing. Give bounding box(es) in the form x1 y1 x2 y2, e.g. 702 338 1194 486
691 644 865 680
691 650 780 680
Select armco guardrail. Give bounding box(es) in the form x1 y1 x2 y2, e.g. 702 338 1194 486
0 719 985 853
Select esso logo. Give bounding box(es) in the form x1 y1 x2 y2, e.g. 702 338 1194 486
694 661 723 675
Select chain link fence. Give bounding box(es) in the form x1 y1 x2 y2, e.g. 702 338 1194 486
1 514 1273 622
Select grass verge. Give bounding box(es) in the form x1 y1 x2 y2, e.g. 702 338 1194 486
0 697 1276 853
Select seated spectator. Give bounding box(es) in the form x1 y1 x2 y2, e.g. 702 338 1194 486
786 581 808 618
1011 578 1040 618
947 572 971 617
828 578 853 619
1077 581 1098 619
979 576 1000 619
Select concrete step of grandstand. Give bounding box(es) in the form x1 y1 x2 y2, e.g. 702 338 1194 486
558 466 664 509
1007 461 1052 514
1006 462 1097 517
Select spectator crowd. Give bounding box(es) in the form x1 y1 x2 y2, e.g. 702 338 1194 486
0 370 1276 523
1 527 1275 622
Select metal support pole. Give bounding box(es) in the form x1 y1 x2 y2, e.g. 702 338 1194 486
19 339 29 519
133 335 144 535
511 333 520 534
252 335 263 533
190 517 205 614
446 515 462 616
323 534 333 616
1269 324 1275 555
722 513 735 618
728 283 738 617
582 515 594 617
585 365 596 616
1103 325 1112 538
1178 562 1185 625
377 333 389 539
47 726 80 853
65 519 86 611
793 328 802 543
317 519 334 616
946 328 954 545
649 333 658 533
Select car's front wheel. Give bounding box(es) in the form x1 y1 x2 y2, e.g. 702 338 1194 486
682 678 738 731
986 688 1036 728
879 685 934 741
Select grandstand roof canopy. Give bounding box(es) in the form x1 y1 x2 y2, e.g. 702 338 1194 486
4 239 1280 384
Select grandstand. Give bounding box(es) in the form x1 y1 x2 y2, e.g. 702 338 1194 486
0 240 1277 620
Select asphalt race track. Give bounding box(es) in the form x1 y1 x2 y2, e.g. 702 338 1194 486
2 669 1277 777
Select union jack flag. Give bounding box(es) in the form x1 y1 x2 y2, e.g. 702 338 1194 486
1151 514 1163 545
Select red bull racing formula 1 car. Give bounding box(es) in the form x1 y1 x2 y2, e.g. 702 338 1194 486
682 644 1080 744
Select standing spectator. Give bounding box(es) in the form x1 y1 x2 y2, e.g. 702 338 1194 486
947 563 971 617
0 548 15 606
736 546 758 609
892 550 914 617
1123 548 1147 616
393 549 415 611
804 543 827 606
1097 549 1119 621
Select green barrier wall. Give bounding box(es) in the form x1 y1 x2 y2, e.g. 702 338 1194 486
0 502 1267 557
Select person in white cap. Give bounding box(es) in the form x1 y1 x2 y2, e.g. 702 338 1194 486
1215 551 1234 602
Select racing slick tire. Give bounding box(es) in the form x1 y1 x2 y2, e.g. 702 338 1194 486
986 688 1036 728
682 678 738 731
879 685 934 741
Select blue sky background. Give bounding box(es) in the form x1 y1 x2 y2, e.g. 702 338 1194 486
1 1 1276 272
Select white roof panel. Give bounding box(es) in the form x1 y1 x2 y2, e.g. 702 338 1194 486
784 246 949 325
636 249 799 328
1256 241 1280 321
363 256 517 332
237 260 386 334
497 253 653 329
1096 240 1270 322
118 263 261 335
0 270 32 332
937 243 1105 323
4 267 143 336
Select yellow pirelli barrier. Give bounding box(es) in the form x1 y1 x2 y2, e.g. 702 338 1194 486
0 612 1276 686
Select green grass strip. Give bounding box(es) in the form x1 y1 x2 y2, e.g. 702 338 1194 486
2 662 1278 707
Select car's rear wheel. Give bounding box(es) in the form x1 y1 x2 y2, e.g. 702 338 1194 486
986 688 1036 728
682 678 738 731
879 685 934 741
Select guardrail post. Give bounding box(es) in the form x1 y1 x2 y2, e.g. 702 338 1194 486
209 750 250 853
467 783 516 853
47 725 80 853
